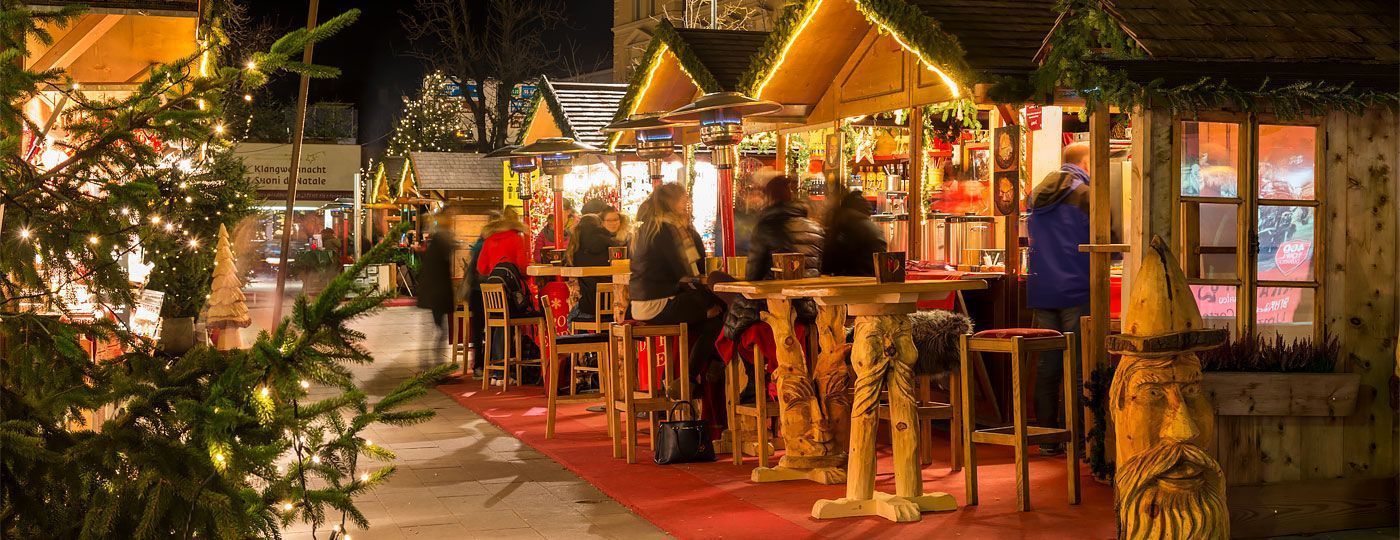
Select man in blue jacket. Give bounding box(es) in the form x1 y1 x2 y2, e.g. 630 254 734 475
1026 142 1091 456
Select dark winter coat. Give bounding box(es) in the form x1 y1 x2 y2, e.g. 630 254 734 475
569 219 619 321
1027 164 1091 309
416 231 456 314
723 202 825 339
820 192 886 277
629 219 706 303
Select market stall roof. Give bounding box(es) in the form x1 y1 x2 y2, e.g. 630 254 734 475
517 76 628 148
1070 0 1400 91
371 157 407 205
406 152 504 193
606 19 769 150
740 0 1056 105
22 1 200 84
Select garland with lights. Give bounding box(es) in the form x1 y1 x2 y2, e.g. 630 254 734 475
513 76 574 146
386 71 471 157
1033 0 1400 117
0 6 448 539
607 19 724 149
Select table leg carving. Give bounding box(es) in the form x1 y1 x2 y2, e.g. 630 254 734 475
750 299 845 484
811 314 956 522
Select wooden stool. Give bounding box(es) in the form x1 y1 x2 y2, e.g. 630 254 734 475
877 373 962 471
538 296 610 439
726 343 779 467
479 283 544 392
451 300 470 372
960 328 1080 512
609 321 691 464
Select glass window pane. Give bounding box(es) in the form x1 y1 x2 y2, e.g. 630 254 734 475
1181 121 1240 197
1257 125 1317 201
1257 287 1315 341
1190 202 1239 279
1256 206 1316 281
1190 284 1238 336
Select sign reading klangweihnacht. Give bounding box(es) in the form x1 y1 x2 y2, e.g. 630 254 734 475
234 143 361 204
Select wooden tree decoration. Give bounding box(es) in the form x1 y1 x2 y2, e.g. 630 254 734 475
208 224 252 350
1107 236 1229 539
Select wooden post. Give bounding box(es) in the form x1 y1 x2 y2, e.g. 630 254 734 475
1087 103 1112 371
775 132 789 177
272 0 321 323
908 107 925 260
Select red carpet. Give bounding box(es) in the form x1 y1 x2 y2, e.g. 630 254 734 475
438 381 1116 539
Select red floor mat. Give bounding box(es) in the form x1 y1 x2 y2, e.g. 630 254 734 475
438 382 1116 539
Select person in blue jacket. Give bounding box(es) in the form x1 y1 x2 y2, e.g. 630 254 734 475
1026 142 1091 456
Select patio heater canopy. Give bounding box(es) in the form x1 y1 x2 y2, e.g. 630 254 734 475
513 137 600 176
659 91 781 148
602 112 694 161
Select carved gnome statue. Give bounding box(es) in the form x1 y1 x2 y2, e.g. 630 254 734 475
1107 236 1228 539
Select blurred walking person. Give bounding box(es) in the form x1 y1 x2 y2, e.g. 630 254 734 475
417 214 457 369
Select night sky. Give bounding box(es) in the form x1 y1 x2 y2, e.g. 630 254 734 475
246 0 614 159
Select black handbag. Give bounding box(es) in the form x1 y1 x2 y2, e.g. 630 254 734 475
652 402 715 465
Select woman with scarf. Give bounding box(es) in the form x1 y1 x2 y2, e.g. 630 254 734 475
627 183 723 393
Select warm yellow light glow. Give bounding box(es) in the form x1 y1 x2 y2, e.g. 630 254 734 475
18 228 31 240
213 123 225 135
246 60 258 71
243 94 253 102
88 236 99 245
609 44 670 152
869 16 962 98
754 0 825 98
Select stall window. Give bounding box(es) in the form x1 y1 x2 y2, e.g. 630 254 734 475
1177 118 1322 341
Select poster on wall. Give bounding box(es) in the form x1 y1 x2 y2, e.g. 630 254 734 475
992 126 1020 216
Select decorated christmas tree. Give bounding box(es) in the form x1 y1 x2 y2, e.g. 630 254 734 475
207 224 251 350
0 6 451 538
385 71 471 157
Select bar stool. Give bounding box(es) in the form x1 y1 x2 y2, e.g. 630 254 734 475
538 296 610 439
878 372 961 470
479 283 544 392
450 300 470 370
725 344 779 466
960 328 1080 511
609 320 691 463
570 283 614 334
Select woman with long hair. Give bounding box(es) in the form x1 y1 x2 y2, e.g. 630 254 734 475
628 183 723 393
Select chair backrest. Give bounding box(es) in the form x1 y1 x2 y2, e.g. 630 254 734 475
480 283 508 318
594 283 614 322
538 294 558 351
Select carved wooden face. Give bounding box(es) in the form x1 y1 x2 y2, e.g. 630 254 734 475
1111 355 1228 538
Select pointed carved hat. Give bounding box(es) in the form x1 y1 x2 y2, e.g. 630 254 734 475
1106 236 1228 357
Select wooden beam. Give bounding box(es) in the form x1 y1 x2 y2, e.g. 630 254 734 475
27 14 123 73
1087 103 1112 369
1227 476 1398 538
907 106 923 259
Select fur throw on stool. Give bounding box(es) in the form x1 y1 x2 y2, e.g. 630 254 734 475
909 310 972 376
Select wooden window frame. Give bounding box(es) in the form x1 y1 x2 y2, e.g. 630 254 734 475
1172 112 1325 341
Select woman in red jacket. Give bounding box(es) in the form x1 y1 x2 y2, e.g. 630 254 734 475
475 207 530 275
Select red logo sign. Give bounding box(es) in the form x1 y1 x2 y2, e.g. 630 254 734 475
1274 240 1312 276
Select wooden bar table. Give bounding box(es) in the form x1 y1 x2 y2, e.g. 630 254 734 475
713 276 873 485
784 278 988 523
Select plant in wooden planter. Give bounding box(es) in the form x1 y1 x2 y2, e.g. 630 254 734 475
1200 332 1360 417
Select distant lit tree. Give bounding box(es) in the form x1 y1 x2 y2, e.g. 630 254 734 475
386 71 469 157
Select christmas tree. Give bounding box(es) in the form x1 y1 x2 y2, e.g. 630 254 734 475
0 6 452 538
385 71 471 157
207 224 251 350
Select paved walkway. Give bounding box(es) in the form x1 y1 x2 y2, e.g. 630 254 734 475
277 307 667 539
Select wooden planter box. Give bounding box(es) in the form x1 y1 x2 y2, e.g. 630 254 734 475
1204 372 1361 417
1201 371 1382 538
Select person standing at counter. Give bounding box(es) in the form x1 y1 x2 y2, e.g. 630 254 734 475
1026 142 1092 456
820 188 886 276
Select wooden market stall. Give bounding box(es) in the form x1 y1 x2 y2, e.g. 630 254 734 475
1035 0 1399 536
404 151 507 280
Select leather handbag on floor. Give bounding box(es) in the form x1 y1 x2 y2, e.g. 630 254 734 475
653 402 715 465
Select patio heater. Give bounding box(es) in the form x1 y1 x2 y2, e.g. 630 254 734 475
601 112 694 187
488 145 538 249
660 92 780 259
512 137 600 248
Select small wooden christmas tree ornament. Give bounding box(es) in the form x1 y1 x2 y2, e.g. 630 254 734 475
207 224 251 350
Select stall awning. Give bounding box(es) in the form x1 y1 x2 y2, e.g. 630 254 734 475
23 2 199 84
518 76 628 148
406 152 504 194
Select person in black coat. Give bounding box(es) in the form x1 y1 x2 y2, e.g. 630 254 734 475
723 176 824 340
566 213 619 323
416 218 456 366
820 189 886 276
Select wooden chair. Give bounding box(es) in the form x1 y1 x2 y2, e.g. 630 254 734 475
877 372 962 470
479 283 544 392
570 282 614 334
726 344 780 466
450 300 470 371
960 329 1080 512
538 296 610 439
609 321 692 464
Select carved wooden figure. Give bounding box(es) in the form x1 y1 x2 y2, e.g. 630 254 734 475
1107 237 1228 539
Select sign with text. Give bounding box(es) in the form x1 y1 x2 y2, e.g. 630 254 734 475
234 143 360 204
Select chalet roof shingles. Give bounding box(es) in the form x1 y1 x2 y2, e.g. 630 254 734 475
408 152 503 192
1102 0 1399 64
545 80 628 148
670 27 771 91
907 0 1059 76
